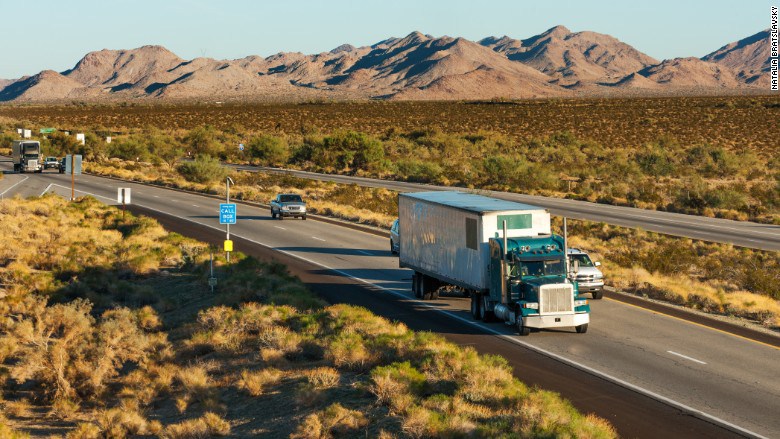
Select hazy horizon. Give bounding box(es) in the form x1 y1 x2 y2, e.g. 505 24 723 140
1 0 773 79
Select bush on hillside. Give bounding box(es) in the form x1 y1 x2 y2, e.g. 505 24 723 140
177 155 230 184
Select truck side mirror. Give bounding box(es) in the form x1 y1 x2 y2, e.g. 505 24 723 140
571 259 580 275
594 261 601 267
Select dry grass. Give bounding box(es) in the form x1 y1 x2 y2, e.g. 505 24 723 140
163 412 231 438
290 403 368 439
303 367 341 389
236 368 284 396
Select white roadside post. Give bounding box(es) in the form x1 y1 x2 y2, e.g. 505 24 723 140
117 188 131 220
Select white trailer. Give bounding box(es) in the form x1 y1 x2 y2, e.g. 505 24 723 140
399 191 550 294
398 191 590 335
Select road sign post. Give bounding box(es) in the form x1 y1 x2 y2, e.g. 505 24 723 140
208 252 218 293
66 154 82 201
117 188 131 220
220 176 236 263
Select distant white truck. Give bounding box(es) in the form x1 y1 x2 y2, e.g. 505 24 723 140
11 140 43 173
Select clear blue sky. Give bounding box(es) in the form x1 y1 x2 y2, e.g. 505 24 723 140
1 0 772 79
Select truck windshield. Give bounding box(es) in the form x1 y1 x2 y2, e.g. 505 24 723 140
521 259 566 277
569 254 594 267
280 195 302 203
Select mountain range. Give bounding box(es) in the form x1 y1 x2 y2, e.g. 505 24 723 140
0 26 772 102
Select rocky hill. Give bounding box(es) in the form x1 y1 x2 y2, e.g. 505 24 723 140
702 29 772 86
0 27 771 102
480 25 659 86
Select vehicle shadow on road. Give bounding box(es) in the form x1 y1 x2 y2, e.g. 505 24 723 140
306 267 410 284
276 246 393 257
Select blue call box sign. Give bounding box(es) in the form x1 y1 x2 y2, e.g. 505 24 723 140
220 203 237 224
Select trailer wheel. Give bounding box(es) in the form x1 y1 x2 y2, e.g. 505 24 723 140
412 273 422 299
422 275 433 300
517 317 530 336
471 293 481 319
576 323 588 334
479 295 494 322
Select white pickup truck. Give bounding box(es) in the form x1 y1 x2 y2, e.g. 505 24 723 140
270 194 307 220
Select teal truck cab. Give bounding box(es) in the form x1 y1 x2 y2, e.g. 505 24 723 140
474 233 590 335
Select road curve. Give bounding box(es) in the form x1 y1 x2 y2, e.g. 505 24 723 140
230 164 780 252
2 168 779 438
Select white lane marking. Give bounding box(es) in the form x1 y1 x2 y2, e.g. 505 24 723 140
46 184 115 202
40 183 54 196
312 236 326 242
0 176 29 197
357 250 373 256
154 195 160 198
667 350 707 365
42 186 766 439
274 226 286 230
192 204 199 207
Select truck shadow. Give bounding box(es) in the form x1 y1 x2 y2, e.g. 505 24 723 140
275 246 393 257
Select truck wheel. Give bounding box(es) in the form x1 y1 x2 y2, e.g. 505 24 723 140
471 293 481 319
412 273 422 299
592 290 603 300
517 317 530 336
271 210 277 219
479 295 494 322
576 323 588 334
302 215 306 220
422 276 432 300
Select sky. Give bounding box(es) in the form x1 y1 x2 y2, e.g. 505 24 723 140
1 0 773 79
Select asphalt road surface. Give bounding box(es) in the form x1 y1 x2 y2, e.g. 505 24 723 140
2 167 779 438
230 164 780 252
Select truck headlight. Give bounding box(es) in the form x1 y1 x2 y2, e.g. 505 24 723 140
574 299 588 306
523 302 539 309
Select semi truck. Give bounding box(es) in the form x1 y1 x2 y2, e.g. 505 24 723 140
398 191 590 335
11 140 43 173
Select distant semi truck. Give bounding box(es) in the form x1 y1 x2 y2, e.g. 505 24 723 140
398 191 590 335
11 140 43 173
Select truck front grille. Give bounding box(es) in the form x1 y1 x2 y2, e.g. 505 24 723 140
540 285 574 314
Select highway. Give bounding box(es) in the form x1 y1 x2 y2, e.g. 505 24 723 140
2 168 779 438
230 164 780 252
